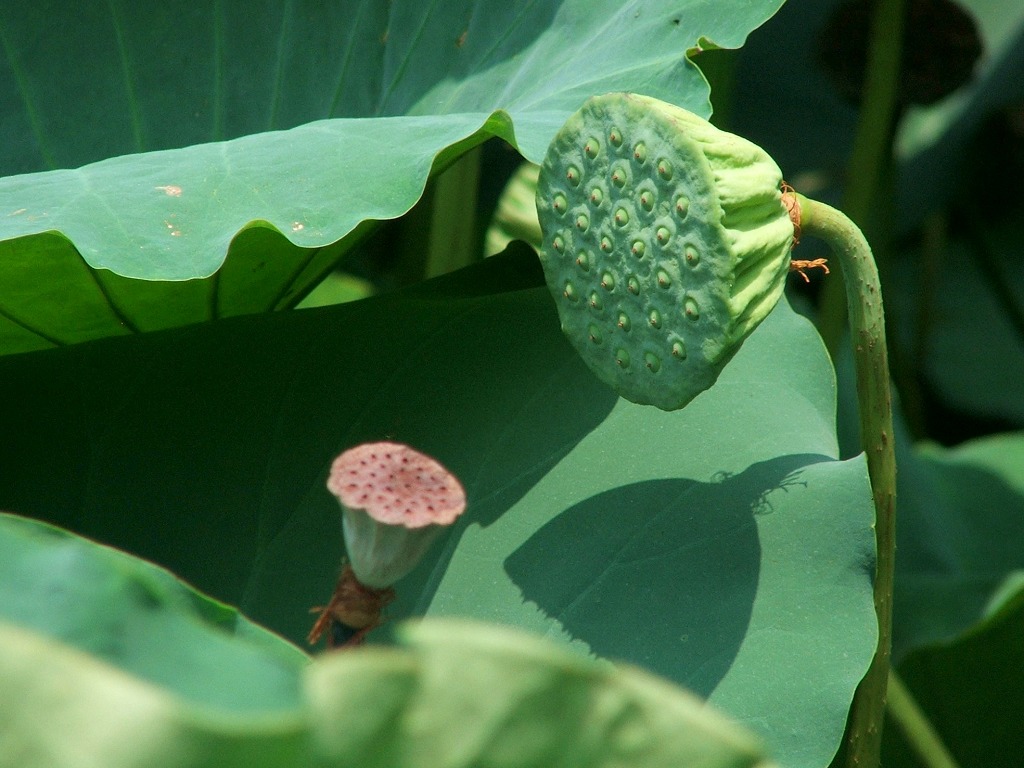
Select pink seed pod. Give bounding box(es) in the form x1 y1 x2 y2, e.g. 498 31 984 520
326 442 467 589
328 442 466 529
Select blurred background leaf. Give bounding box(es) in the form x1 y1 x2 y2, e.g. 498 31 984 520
883 584 1024 768
878 432 1024 767
1 592 774 768
0 513 775 768
894 432 1024 656
311 619 775 768
0 512 308 711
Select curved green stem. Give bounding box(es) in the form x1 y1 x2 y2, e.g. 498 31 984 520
887 670 961 768
797 194 896 768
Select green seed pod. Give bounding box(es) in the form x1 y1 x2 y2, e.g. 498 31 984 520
535 92 795 410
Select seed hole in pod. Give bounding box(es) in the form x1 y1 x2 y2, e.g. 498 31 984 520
614 207 630 226
639 190 655 211
656 226 671 245
563 281 578 302
609 128 623 147
600 271 616 291
627 276 641 295
575 250 591 270
615 348 631 368
552 234 565 253
589 292 603 311
656 269 671 288
575 213 589 232
584 137 601 159
671 339 687 359
566 166 581 187
633 143 647 163
590 187 604 206
617 312 631 331
588 324 603 344
552 193 567 215
675 196 689 218
610 162 629 188
630 240 646 258
648 309 662 328
600 236 613 252
685 296 700 320
644 352 662 372
685 246 700 267
657 159 673 180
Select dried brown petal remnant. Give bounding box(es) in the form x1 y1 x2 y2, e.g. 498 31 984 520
308 564 395 648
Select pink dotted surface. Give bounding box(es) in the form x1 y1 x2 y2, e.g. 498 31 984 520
327 442 466 529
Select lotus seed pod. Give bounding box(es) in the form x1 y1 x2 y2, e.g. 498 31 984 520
536 92 795 410
327 442 466 589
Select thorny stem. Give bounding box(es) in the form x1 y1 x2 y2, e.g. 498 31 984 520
796 195 897 768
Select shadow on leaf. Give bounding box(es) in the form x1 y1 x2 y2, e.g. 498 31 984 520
505 453 830 694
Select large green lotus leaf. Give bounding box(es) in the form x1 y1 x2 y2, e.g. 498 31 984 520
0 0 785 356
0 0 784 172
0 246 875 768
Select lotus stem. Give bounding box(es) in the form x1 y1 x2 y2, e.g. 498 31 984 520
796 194 897 768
